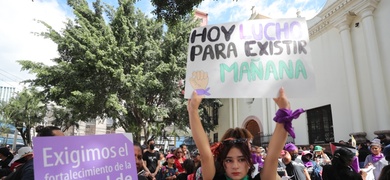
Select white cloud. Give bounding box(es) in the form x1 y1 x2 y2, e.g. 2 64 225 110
0 0 67 83
0 0 326 85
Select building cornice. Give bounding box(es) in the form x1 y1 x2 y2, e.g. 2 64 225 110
309 0 381 40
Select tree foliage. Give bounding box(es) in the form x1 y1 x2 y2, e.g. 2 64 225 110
0 88 47 146
20 0 220 143
150 0 203 26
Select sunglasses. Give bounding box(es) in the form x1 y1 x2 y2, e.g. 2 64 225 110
222 138 248 145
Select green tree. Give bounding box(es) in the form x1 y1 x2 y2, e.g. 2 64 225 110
20 0 219 143
150 0 203 26
0 101 13 142
0 88 47 146
49 105 79 133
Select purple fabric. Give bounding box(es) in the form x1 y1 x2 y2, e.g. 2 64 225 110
351 156 360 173
196 87 211 96
251 153 258 163
303 161 313 168
251 154 264 169
372 153 384 163
284 143 298 151
273 108 305 138
251 154 263 164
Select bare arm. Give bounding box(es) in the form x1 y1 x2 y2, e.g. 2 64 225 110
261 88 290 180
187 91 215 180
152 159 161 177
304 168 311 180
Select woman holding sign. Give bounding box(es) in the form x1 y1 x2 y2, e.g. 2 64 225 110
188 81 304 180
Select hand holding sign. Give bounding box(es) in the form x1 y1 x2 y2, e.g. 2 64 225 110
189 71 211 96
185 18 316 98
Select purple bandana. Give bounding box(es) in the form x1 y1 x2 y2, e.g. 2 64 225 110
303 161 313 168
372 153 384 163
273 108 305 138
196 87 211 96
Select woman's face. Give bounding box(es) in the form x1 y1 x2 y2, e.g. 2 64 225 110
133 146 143 172
315 151 322 156
223 147 250 180
167 157 175 164
370 145 381 155
52 130 64 136
176 149 184 158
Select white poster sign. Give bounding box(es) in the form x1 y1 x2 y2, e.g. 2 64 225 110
185 18 316 98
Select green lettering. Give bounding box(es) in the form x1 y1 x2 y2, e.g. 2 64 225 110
295 59 307 79
220 63 239 82
239 62 251 81
250 59 263 80
279 60 294 79
265 61 279 80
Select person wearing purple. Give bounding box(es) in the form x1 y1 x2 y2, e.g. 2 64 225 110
364 139 389 179
280 143 311 180
301 151 322 180
284 143 303 164
188 87 306 180
322 147 367 180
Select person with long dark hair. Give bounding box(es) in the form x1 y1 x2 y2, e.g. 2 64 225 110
177 159 195 180
188 87 304 180
322 147 367 180
35 125 64 136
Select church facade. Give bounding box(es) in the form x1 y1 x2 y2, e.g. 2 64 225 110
212 0 390 146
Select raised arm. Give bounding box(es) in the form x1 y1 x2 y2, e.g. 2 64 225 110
261 88 290 180
187 91 215 180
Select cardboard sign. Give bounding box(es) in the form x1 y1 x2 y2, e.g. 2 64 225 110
185 18 316 98
33 133 137 180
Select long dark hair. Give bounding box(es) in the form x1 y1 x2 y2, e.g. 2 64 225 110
332 148 355 167
36 125 61 136
215 139 255 177
0 147 13 160
378 165 390 180
183 159 195 174
323 147 356 180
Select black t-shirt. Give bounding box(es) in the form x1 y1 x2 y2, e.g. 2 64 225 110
322 165 362 180
177 172 189 180
143 150 160 173
358 148 371 162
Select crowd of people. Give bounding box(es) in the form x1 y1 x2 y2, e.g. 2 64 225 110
1 88 390 180
0 126 64 180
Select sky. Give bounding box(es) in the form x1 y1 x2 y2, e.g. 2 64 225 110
0 0 327 89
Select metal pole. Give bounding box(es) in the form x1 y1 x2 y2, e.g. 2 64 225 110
12 129 17 152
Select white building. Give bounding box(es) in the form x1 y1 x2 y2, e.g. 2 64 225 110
211 0 390 146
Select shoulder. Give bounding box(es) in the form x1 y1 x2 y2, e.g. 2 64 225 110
292 161 305 168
